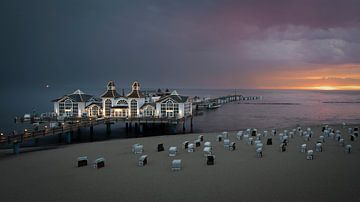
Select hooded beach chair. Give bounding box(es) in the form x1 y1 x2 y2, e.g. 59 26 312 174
266 138 272 145
256 147 263 158
230 142 236 150
157 143 164 152
207 155 215 165
94 157 105 168
224 139 230 149
204 141 211 148
315 143 322 152
237 131 243 140
133 144 144 154
222 131 228 139
138 155 148 166
345 144 352 153
195 139 201 147
169 147 177 157
217 135 223 142
183 141 189 149
77 156 88 167
199 135 204 142
188 143 195 152
171 159 181 171
339 138 345 146
203 147 212 156
300 144 307 153
307 150 314 160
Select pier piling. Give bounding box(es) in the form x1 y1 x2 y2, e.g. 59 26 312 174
65 132 72 144
13 141 20 154
106 122 111 136
90 125 94 142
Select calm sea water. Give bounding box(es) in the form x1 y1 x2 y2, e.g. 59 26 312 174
1 87 360 135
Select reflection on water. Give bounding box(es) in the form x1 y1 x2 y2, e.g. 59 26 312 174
1 88 360 135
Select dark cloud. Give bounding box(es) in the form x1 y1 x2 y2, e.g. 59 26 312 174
1 0 360 90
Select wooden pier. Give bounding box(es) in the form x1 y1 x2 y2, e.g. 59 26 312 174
193 94 261 110
0 94 260 154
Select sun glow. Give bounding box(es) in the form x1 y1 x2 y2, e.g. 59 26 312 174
313 86 338 90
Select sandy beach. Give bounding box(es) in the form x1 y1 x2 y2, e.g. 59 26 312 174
0 123 359 202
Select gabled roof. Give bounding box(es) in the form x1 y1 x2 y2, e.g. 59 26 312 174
140 103 156 109
85 102 102 108
127 90 145 98
156 91 189 103
52 90 98 103
101 90 122 98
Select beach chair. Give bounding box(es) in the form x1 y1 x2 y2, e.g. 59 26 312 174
224 139 230 149
138 155 148 166
282 136 289 145
230 142 236 151
77 156 88 167
307 150 314 160
188 143 195 152
203 147 212 156
345 145 352 153
254 140 261 146
248 137 254 145
256 147 263 158
195 139 201 147
256 143 263 150
222 131 228 139
263 130 268 137
300 144 307 153
171 159 181 171
272 129 277 136
329 132 335 139
204 141 211 148
348 128 353 134
289 132 294 138
266 138 272 145
339 138 345 146
350 135 355 141
133 144 144 154
183 141 189 149
354 127 359 132
243 134 249 142
335 134 341 142
217 135 223 142
280 143 286 152
279 133 284 141
199 135 204 142
94 157 105 169
256 134 262 140
315 143 322 152
283 130 288 136
207 155 215 165
304 134 310 141
169 147 177 157
237 131 243 140
157 143 164 152
354 132 359 137
251 129 257 137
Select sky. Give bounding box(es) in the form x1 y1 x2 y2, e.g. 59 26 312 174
1 0 360 90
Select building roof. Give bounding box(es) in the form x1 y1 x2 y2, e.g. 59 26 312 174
127 81 145 98
85 102 102 108
52 89 98 103
156 91 189 103
140 103 156 109
101 90 122 98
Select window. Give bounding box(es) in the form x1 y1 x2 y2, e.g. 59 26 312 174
92 106 98 116
105 99 112 117
130 100 137 117
117 100 128 105
72 103 78 116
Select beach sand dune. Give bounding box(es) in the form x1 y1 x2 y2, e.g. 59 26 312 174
0 124 359 202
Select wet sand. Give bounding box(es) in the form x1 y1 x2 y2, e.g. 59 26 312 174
0 124 359 202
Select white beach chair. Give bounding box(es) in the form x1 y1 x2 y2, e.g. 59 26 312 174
279 133 284 141
256 134 262 140
203 147 212 156
77 156 88 167
199 135 204 142
243 134 249 142
301 144 307 153
280 143 286 152
339 138 345 146
204 141 211 148
247 137 254 145
289 132 294 138
345 144 352 153
254 140 261 146
335 134 341 142
283 130 288 136
307 150 314 160
319 135 325 143
222 131 228 139
133 144 144 154
304 134 310 141
171 159 181 171
224 139 230 149
183 141 189 149
138 155 148 166
315 143 322 152
236 131 243 140
230 142 236 151
348 128 353 134
329 132 335 139
188 143 195 152
263 130 268 137
169 146 177 157
256 143 263 150
194 139 201 147
94 157 105 168
256 147 263 158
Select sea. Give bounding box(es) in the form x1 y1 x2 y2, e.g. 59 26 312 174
1 87 360 143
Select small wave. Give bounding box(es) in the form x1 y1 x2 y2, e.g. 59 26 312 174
323 101 360 104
